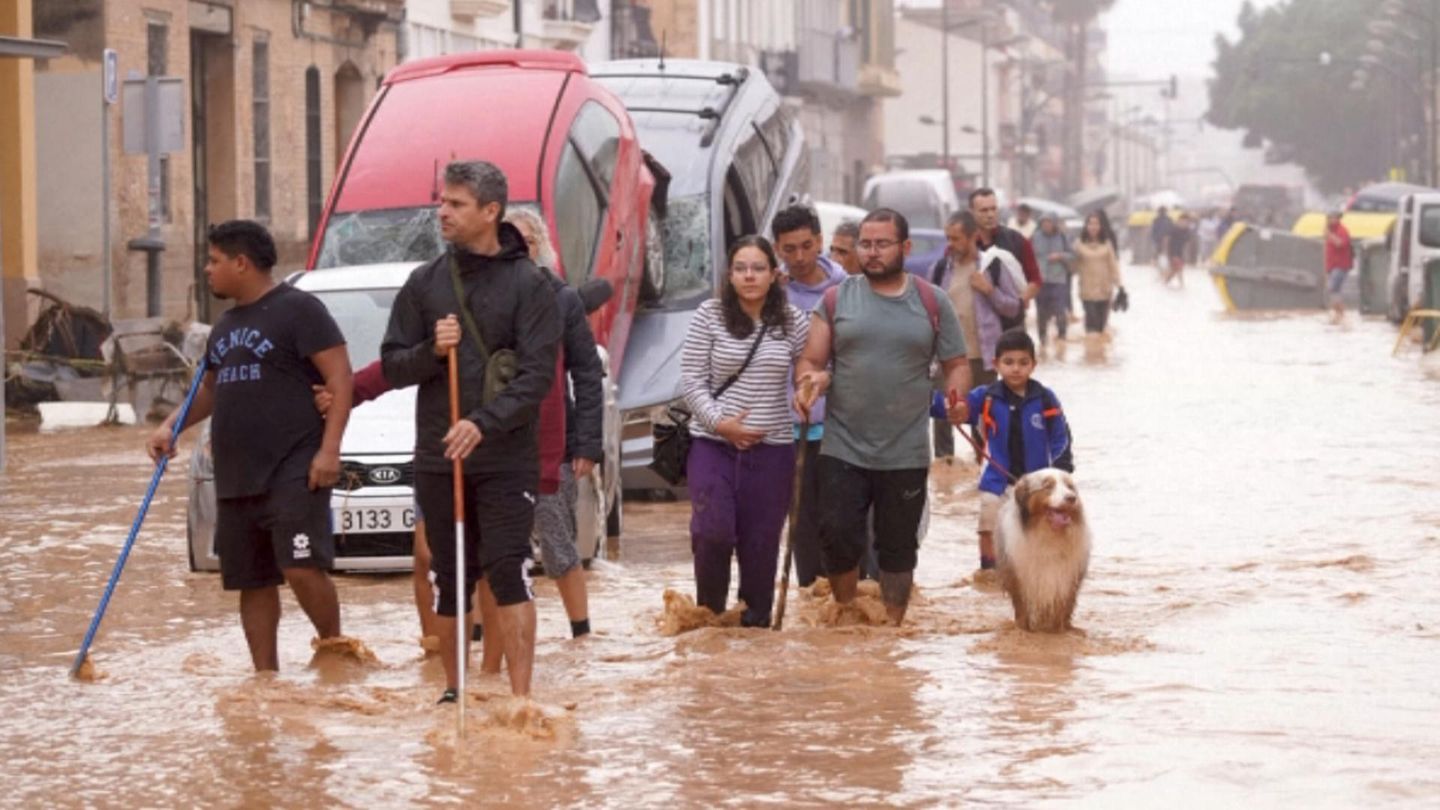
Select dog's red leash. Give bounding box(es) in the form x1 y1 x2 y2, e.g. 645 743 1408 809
948 389 1018 485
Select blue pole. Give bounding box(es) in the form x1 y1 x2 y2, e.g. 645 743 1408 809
70 360 207 677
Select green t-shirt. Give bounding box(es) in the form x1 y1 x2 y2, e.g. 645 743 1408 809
819 275 967 470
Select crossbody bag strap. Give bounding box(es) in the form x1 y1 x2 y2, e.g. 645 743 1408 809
712 323 768 399
448 253 491 363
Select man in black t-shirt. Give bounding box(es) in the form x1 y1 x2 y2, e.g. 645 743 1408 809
147 220 353 672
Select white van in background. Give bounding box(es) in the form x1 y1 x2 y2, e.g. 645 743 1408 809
861 170 961 231
813 201 868 244
1386 192 1440 322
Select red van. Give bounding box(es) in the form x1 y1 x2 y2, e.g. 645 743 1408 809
307 49 658 374
305 49 656 540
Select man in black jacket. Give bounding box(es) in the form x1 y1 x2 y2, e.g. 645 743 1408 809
381 161 560 702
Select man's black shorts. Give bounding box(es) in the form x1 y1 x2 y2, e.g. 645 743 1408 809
415 468 538 615
816 455 928 575
215 480 334 591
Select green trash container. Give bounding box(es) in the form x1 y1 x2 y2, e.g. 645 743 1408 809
1359 243 1390 315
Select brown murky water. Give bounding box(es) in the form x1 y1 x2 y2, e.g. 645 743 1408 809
5 265 1440 807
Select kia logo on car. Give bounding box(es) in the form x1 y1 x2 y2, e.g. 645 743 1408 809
368 466 402 485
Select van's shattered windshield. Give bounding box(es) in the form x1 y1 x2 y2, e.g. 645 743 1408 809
658 193 712 306
315 208 444 269
314 203 546 269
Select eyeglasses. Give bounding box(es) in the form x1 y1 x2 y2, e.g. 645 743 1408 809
730 263 772 276
856 239 901 253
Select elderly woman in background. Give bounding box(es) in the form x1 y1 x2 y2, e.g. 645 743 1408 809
680 236 808 628
469 209 604 675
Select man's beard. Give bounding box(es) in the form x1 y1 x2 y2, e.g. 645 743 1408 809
862 254 905 280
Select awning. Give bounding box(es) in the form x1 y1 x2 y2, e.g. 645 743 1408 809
0 35 67 60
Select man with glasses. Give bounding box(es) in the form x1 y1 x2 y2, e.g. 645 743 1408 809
795 208 972 625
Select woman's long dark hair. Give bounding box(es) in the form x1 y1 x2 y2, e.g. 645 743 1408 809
1094 208 1120 253
720 235 789 339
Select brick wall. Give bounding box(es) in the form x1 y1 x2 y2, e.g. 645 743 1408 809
34 0 402 324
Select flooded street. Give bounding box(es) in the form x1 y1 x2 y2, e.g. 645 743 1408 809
4 263 1440 807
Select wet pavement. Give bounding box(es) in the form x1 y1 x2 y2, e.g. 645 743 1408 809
4 263 1440 807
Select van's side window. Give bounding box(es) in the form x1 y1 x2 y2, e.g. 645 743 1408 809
755 108 790 175
554 142 605 284
552 102 621 284
733 123 776 225
571 102 623 192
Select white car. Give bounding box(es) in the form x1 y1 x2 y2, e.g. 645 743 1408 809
187 263 621 573
861 170 961 232
813 201 868 245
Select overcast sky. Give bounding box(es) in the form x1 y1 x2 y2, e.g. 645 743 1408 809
1102 0 1282 80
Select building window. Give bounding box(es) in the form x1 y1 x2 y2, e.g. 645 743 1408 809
158 154 172 223
252 40 271 221
147 21 167 75
306 66 323 240
148 22 171 222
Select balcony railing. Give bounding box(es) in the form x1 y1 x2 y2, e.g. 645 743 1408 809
451 0 509 20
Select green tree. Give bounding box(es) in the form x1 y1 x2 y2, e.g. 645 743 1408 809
1045 0 1117 193
1208 0 1418 192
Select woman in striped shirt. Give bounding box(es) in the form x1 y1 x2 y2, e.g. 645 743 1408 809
681 236 809 627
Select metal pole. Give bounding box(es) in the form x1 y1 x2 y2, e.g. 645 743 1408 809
941 0 950 170
1422 11 1434 183
981 22 990 187
101 64 112 320
144 75 161 317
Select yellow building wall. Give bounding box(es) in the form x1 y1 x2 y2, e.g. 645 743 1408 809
1 0 38 348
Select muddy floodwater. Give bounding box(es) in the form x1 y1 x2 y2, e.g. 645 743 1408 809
5 265 1440 807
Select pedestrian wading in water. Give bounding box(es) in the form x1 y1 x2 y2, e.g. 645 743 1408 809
796 208 973 625
380 160 561 703
772 205 847 588
469 208 605 678
1075 212 1125 336
957 329 1074 571
146 220 354 672
680 235 809 628
929 210 1023 460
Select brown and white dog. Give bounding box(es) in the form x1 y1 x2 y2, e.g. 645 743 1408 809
995 469 1092 633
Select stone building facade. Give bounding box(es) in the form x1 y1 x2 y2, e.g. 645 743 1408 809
20 0 403 329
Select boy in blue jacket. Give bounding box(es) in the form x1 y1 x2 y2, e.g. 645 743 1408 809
953 328 1072 571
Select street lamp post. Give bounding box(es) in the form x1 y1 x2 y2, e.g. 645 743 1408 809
938 5 1000 187
1324 47 1431 182
941 0 950 171
1373 1 1438 184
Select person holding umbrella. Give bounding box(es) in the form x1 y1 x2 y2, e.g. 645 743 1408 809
380 161 560 703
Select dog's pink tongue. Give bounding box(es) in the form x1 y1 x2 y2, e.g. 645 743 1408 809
1047 510 1072 529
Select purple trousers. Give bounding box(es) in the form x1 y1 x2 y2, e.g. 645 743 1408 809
687 436 796 627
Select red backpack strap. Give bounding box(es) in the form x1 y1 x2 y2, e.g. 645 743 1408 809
914 278 941 351
1039 386 1062 419
824 285 840 354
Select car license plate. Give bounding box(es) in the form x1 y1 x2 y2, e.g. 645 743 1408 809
335 505 415 534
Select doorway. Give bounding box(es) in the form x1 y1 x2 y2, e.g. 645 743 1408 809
334 62 364 170
190 28 235 322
